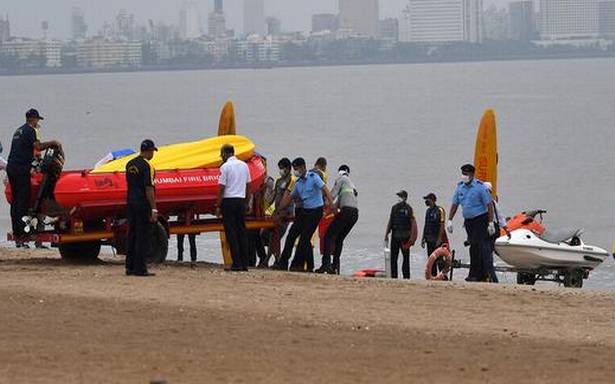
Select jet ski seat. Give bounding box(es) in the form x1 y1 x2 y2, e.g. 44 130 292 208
539 229 583 244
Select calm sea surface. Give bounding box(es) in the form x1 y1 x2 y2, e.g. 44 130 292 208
1 59 614 289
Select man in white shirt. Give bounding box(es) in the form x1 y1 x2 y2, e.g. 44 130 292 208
216 144 251 271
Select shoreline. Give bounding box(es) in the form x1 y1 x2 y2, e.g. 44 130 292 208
1 52 614 77
2 247 615 383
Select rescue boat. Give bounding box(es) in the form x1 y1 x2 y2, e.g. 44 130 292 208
5 135 267 222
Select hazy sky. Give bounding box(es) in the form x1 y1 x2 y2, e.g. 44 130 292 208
3 0 514 39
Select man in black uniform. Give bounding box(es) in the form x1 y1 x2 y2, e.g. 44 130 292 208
421 193 447 276
384 190 418 279
7 108 62 248
125 139 158 277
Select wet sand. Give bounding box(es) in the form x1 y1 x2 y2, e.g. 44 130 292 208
1 247 615 383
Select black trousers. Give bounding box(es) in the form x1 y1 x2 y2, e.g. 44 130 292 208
390 235 410 279
322 207 359 272
126 204 153 274
426 241 445 276
464 213 494 281
7 167 31 240
290 207 323 271
247 230 267 267
279 208 305 269
222 198 249 270
177 234 197 262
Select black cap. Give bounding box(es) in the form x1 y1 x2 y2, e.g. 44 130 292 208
25 108 44 120
461 164 475 173
396 190 408 199
338 164 350 173
423 193 437 201
140 139 158 152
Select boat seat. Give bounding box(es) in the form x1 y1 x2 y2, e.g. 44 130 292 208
539 229 582 244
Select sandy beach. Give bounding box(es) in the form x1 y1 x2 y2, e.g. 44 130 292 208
1 247 615 384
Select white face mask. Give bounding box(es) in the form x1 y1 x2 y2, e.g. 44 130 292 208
293 170 303 178
339 171 348 177
279 169 288 177
461 175 471 184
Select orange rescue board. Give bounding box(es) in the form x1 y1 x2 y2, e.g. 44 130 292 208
474 109 498 198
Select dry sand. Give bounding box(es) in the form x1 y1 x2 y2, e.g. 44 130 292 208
1 247 615 384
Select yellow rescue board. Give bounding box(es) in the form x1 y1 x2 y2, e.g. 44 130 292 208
474 109 498 198
218 101 237 267
91 135 254 173
218 101 237 136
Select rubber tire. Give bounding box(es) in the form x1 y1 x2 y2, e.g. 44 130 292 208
59 241 101 263
517 272 536 286
147 222 168 264
563 269 584 288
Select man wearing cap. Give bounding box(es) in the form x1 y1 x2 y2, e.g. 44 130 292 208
447 164 496 282
125 139 158 277
384 190 418 279
421 193 447 276
7 108 62 248
216 144 251 272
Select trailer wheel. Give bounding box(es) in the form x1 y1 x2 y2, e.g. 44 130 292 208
147 222 168 264
517 272 536 286
563 269 584 288
59 241 101 263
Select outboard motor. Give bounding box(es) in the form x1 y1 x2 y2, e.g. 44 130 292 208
22 148 65 233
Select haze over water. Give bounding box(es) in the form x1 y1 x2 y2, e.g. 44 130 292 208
1 58 614 289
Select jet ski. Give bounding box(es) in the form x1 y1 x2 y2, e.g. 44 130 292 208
495 210 609 271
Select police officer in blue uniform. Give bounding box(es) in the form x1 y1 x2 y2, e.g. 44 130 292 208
7 109 62 248
447 164 498 282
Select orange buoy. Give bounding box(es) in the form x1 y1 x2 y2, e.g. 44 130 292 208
425 244 452 281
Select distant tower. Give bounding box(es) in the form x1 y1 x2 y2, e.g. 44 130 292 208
338 0 379 37
71 7 88 40
209 0 226 38
266 17 282 36
180 1 202 39
0 14 10 42
509 1 536 41
41 21 49 40
243 0 265 36
215 0 224 13
115 9 137 40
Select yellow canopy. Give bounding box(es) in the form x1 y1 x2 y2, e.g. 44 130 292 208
90 135 255 173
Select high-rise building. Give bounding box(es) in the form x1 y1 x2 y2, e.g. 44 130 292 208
266 17 282 36
464 0 483 43
71 7 88 40
115 10 137 40
208 0 226 38
540 0 600 40
399 0 482 43
508 1 536 41
379 18 399 40
312 13 337 33
244 0 265 36
484 5 509 40
180 1 202 39
339 0 380 37
600 0 615 37
0 15 10 42
215 0 224 14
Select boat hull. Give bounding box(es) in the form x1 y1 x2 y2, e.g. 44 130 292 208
5 155 267 221
495 229 609 270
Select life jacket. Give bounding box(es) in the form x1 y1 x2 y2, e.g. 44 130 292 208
391 202 412 239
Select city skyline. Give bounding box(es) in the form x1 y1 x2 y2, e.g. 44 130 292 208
2 0 512 40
